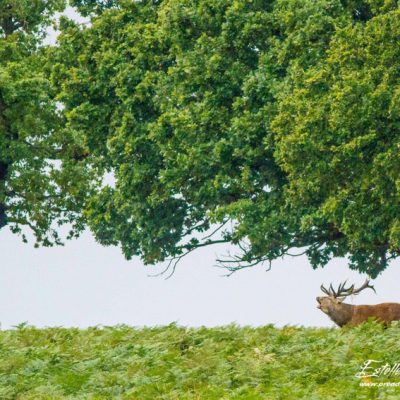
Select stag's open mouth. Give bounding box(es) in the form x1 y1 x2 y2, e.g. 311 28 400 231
316 297 321 309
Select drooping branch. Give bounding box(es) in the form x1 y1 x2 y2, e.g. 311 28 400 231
214 225 347 275
215 241 271 276
149 238 231 279
215 256 272 277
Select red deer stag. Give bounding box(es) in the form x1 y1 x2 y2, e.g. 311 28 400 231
316 279 400 327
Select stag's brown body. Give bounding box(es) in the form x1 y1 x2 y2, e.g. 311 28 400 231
320 301 400 327
317 280 400 327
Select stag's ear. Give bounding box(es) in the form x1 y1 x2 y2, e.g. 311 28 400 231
337 297 344 304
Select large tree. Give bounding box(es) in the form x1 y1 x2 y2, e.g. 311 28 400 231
0 1 93 246
54 0 400 277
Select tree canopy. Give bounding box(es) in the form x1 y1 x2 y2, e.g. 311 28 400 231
0 0 93 246
51 0 400 277
6 0 400 277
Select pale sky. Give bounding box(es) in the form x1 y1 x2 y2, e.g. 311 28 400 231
1 7 398 330
2 226 398 330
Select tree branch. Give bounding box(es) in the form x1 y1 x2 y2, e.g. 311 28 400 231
201 219 229 240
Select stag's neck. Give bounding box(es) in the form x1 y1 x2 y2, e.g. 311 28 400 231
329 302 354 327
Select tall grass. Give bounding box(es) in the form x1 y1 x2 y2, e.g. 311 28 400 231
1 322 399 399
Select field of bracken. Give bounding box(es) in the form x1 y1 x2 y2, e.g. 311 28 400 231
0 322 399 399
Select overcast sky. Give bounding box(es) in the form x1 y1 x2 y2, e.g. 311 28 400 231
1 7 398 330
2 226 398 330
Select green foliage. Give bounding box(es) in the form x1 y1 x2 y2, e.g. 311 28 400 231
52 0 400 276
0 1 95 246
69 0 120 16
272 5 400 277
1 322 400 398
0 0 66 37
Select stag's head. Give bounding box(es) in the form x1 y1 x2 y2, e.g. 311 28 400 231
316 279 376 314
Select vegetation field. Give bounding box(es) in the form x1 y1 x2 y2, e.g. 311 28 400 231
1 322 399 399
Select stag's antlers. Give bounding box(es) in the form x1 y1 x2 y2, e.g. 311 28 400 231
349 279 376 296
320 279 375 299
